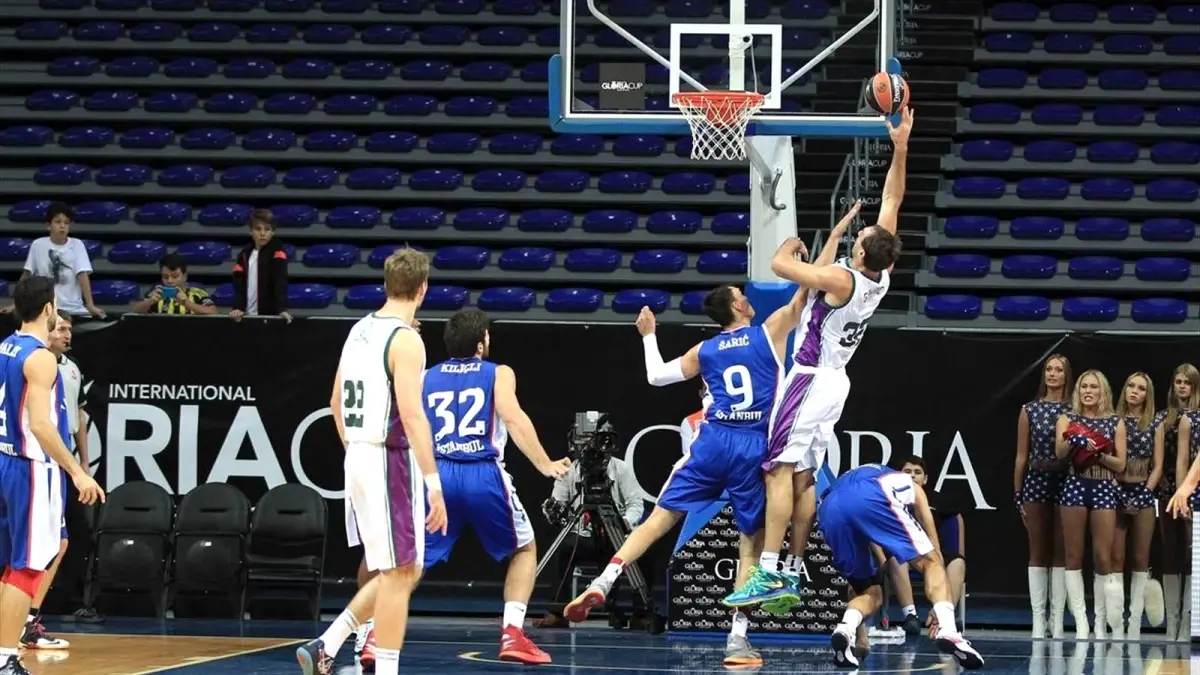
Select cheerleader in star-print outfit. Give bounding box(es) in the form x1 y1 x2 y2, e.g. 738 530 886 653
1112 372 1166 639
1054 369 1126 640
1163 363 1200 641
1014 354 1072 639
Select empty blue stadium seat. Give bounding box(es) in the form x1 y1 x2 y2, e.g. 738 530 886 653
1097 69 1148 91
507 97 548 118
284 167 338 189
75 22 123 42
1135 257 1190 282
546 288 603 313
225 58 276 80
680 290 707 315
199 203 252 228
305 24 355 43
426 132 480 154
924 295 983 320
303 243 359 268
391 207 445 230
1168 5 1200 23
614 135 666 157
366 131 418 153
1105 34 1152 55
461 61 511 82
498 247 554 271
970 103 1021 124
409 168 462 191
159 165 214 187
35 163 89 186
165 57 219 78
519 209 572 232
211 282 235 306
1017 177 1070 200
985 33 1034 53
1142 218 1195 241
1162 71 1200 92
137 202 190 226
536 171 589 193
1068 256 1123 280
1009 216 1064 239
454 207 508 231
599 171 651 194
612 288 670 314
944 215 999 239
551 134 604 156
8 202 49 223
433 246 490 270
1152 142 1200 165
647 211 701 235
272 205 319 228
344 284 386 310
934 254 990 278
1086 141 1138 164
2 126 53 148
0 239 33 262
1025 140 1077 163
1081 178 1134 201
26 91 77 111
712 212 749 235
961 140 1013 162
631 250 687 274
207 92 258 114
121 127 173 149
1002 255 1057 279
1062 297 1119 323
977 68 1028 89
264 92 316 114
660 172 714 195
343 60 393 80
1032 104 1083 125
478 286 536 312
283 58 335 80
85 91 139 112
97 164 151 187
1131 298 1189 324
994 296 1051 322
474 169 526 192
49 56 99 77
479 26 529 46
1076 217 1129 240
565 248 620 273
75 201 127 224
697 250 746 274
177 241 232 265
91 280 141 304
108 56 161 78
181 128 234 151
490 133 541 155
303 130 357 152
189 23 239 43
326 94 377 116
61 126 113 147
363 25 414 44
327 206 381 229
145 92 197 114
108 240 166 264
17 21 66 41
421 285 471 311
222 165 277 188
582 211 635 234
1166 36 1200 55
1147 179 1199 202
952 177 1006 199
402 60 453 81
1039 69 1087 90
288 284 337 310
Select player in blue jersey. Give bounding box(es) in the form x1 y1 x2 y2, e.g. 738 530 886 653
0 277 103 675
565 284 807 669
421 308 570 665
818 463 983 670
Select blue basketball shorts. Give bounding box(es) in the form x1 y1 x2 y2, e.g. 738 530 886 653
817 476 934 581
0 455 64 571
423 458 534 568
657 422 766 535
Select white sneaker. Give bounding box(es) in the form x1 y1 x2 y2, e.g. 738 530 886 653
830 625 859 668
934 628 984 670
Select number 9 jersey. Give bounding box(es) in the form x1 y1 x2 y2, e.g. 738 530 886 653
698 325 783 434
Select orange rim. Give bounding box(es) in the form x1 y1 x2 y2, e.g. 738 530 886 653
672 91 765 126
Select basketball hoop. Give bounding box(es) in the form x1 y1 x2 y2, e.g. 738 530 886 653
672 91 766 162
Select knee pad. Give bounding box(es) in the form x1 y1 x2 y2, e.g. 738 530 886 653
848 567 887 595
1 567 45 598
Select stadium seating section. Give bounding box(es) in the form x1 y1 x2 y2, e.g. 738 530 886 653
0 0 1195 327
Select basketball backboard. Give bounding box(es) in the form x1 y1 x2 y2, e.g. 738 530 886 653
549 0 900 137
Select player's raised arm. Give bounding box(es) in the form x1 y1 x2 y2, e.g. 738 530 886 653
23 350 103 504
637 306 700 386
388 328 446 534
494 364 570 479
330 366 347 448
770 239 854 300
877 108 913 237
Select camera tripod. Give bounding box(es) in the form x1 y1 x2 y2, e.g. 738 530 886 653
536 497 665 634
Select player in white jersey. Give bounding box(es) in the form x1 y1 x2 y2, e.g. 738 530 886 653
296 249 447 675
725 108 913 609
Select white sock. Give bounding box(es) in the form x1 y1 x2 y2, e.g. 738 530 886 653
902 604 916 617
374 647 400 675
503 601 527 629
319 608 360 658
933 601 957 634
841 607 864 632
759 552 779 572
599 558 625 585
731 610 749 638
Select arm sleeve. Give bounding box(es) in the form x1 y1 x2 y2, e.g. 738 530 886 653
643 335 687 386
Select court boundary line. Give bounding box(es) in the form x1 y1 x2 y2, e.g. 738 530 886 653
458 650 952 673
123 637 304 675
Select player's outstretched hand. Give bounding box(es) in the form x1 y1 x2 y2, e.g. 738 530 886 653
635 306 657 337
426 488 448 535
539 458 572 479
73 472 105 505
886 107 914 147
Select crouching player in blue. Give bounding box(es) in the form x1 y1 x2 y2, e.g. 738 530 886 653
818 463 983 670
421 309 571 665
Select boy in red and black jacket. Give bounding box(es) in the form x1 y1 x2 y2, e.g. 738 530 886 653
230 209 291 322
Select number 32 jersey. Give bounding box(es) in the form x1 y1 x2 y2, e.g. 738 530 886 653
698 326 782 434
338 314 424 448
793 257 890 370
421 358 507 462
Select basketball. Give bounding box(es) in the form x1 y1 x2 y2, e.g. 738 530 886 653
864 72 910 116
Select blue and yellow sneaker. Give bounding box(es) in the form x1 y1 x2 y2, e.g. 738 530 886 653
722 565 800 608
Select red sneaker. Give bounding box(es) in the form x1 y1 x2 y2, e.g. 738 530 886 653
563 586 606 623
359 629 377 672
498 626 551 665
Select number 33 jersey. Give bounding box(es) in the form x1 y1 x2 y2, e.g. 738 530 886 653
698 326 783 434
793 257 890 370
338 314 424 448
421 357 507 461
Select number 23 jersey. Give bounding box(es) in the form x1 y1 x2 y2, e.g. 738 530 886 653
337 314 424 448
698 326 782 434
421 357 507 462
793 257 890 370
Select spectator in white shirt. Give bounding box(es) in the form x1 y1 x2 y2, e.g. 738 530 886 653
2 203 105 319
230 209 291 323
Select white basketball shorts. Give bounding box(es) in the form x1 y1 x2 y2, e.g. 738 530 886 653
344 442 426 572
764 365 851 473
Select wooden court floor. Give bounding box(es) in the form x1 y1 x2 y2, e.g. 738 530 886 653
18 617 1200 675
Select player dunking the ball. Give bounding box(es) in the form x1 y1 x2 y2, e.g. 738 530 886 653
0 277 104 675
817 463 983 669
566 283 808 669
296 249 448 675
724 108 914 611
421 308 571 664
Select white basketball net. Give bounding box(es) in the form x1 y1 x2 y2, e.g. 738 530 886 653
673 91 766 162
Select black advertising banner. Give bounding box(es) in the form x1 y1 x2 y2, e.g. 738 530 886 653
68 317 1198 597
